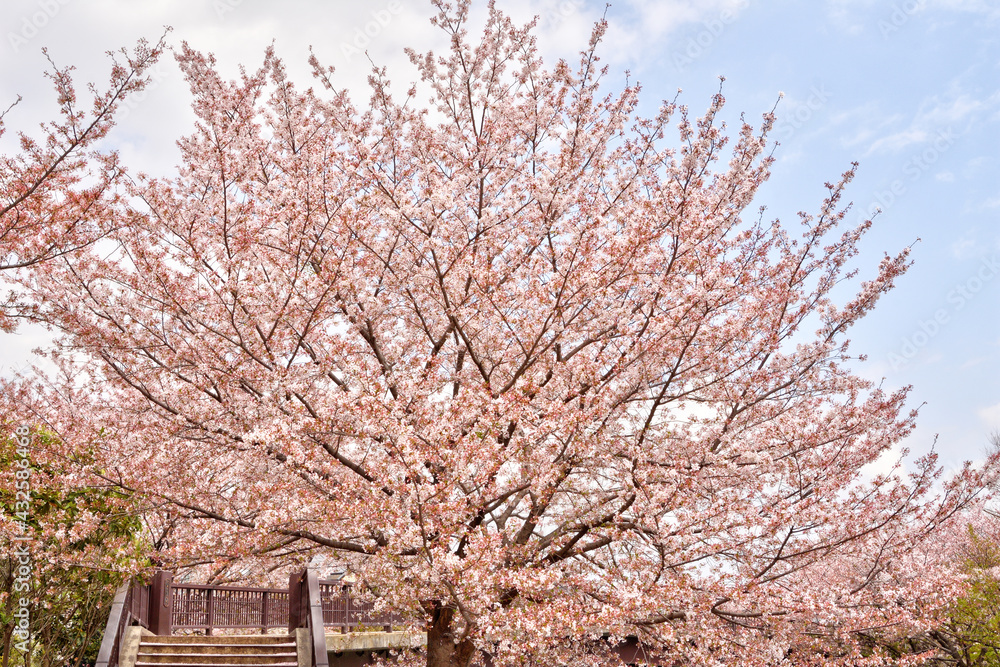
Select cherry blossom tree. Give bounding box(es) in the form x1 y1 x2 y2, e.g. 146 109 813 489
10 2 998 665
0 36 166 331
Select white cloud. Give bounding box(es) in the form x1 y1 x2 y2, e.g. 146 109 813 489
950 229 982 258
831 104 904 149
928 0 1000 19
864 91 1000 156
827 0 1000 22
979 403 1000 429
960 354 997 370
603 0 752 67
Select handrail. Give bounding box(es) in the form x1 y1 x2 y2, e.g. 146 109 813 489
305 570 330 667
95 582 130 667
95 580 150 667
171 582 285 592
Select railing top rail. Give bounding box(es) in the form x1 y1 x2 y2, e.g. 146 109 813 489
170 579 351 594
171 582 288 594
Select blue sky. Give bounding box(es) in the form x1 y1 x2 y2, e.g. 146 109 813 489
1 0 998 472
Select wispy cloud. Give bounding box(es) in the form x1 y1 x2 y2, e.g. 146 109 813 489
979 402 1000 429
950 229 982 259
825 0 1000 37
929 0 1000 18
602 0 752 66
864 90 1000 156
831 103 904 150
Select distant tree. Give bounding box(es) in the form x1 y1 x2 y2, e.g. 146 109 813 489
907 454 1000 667
9 2 998 666
0 426 146 667
932 523 1000 665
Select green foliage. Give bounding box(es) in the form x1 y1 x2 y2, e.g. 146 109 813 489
923 525 1000 666
1 426 149 667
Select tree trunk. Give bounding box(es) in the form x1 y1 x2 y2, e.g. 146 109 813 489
1 625 10 667
425 603 477 667
2 560 12 667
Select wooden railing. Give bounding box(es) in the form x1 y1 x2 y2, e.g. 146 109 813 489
166 576 402 635
171 582 290 634
318 581 401 632
95 579 151 667
96 568 411 667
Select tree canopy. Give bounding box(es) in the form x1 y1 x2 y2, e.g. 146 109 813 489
3 2 997 666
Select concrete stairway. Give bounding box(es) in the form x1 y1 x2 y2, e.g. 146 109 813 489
135 635 299 667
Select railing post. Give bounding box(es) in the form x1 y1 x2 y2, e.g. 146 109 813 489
288 571 302 632
302 574 311 632
149 570 173 635
261 590 270 633
205 588 214 636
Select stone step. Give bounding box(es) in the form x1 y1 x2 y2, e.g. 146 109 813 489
135 663 297 667
141 636 293 645
135 635 300 667
137 652 296 663
139 644 295 654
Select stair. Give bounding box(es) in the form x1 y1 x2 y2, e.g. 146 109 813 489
135 635 298 667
